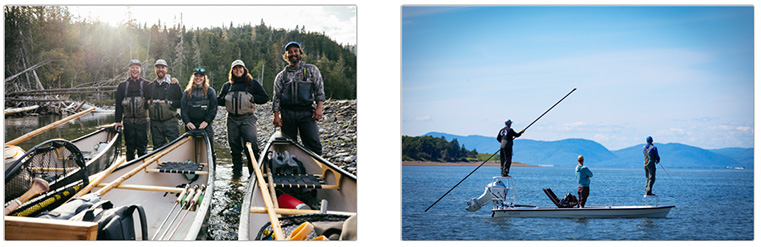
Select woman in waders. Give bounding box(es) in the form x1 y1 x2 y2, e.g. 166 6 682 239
181 67 218 159
217 60 269 176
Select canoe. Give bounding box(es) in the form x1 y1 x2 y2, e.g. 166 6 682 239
467 177 675 219
5 126 121 214
238 131 357 240
89 130 215 240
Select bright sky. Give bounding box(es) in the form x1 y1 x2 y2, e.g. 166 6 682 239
68 5 356 46
402 6 753 150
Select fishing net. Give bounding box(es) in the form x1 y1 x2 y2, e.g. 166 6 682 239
5 139 88 203
255 214 351 240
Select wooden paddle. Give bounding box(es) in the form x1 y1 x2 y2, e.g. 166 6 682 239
247 142 285 240
5 107 95 146
4 178 49 215
65 156 126 204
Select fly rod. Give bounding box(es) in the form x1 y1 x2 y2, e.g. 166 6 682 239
424 88 576 212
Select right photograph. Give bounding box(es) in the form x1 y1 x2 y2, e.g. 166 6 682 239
401 6 753 240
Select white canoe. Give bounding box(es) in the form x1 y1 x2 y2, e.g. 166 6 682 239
238 131 357 240
492 205 675 218
91 130 215 240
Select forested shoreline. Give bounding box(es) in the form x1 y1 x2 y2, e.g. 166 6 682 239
5 6 356 109
402 135 479 162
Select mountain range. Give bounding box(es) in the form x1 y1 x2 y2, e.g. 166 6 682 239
422 132 753 169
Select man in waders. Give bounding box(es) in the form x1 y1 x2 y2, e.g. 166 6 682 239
114 59 150 161
643 136 660 196
496 119 524 177
146 59 183 149
273 41 326 155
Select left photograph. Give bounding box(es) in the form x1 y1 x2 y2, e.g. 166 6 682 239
3 5 356 241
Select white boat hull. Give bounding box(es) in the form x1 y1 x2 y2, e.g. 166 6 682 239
492 205 674 218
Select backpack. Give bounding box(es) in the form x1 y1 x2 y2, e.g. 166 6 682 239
559 193 578 208
70 199 148 240
269 150 305 175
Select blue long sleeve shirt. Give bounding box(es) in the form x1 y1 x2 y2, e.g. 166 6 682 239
576 165 593 187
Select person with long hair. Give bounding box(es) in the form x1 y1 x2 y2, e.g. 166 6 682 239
180 67 217 151
217 60 269 176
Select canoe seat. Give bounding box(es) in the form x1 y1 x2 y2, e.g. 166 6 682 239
80 151 94 161
156 161 204 174
271 174 325 189
542 188 563 207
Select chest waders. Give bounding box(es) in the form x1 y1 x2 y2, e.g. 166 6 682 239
149 83 177 121
224 89 255 115
122 80 147 119
281 68 314 111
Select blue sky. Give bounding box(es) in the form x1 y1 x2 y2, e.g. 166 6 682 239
402 6 753 150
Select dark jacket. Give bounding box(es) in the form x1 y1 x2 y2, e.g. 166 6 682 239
146 79 183 109
114 77 150 123
181 87 218 124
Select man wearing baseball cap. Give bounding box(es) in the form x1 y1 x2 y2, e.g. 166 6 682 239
114 59 151 161
272 41 326 155
146 59 183 149
496 119 525 177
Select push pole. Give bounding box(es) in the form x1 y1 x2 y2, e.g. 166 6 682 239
424 88 576 212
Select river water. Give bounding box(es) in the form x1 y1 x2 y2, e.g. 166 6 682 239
403 165 753 240
4 113 246 240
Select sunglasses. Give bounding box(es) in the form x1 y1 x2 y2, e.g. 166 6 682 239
194 68 206 73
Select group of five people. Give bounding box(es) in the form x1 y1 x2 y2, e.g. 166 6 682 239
113 41 325 176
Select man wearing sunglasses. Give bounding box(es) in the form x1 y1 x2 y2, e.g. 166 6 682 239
273 41 326 155
114 59 151 161
146 59 183 149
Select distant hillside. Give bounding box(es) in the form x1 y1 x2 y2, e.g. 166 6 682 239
422 132 753 169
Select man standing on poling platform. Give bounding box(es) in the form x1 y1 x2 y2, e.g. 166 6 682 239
643 136 660 196
146 59 183 149
114 59 151 161
496 119 524 177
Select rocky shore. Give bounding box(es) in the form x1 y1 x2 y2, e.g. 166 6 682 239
212 99 357 176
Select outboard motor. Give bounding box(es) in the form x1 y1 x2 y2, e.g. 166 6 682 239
466 180 508 212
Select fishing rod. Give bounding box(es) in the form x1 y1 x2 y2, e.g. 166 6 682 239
159 184 198 240
167 184 206 240
424 88 577 212
151 184 191 240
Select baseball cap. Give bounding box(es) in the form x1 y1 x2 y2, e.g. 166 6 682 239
154 59 167 67
129 59 141 66
284 41 301 52
231 59 246 68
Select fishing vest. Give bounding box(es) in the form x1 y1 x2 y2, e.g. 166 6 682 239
148 82 177 121
280 67 315 111
224 87 255 115
187 88 209 122
121 80 148 119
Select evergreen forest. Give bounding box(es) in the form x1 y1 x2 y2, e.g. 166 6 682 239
4 6 356 101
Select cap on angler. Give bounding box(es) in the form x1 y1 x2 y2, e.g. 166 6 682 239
129 59 141 66
505 119 513 125
646 136 653 143
154 59 167 67
231 59 246 68
284 41 301 52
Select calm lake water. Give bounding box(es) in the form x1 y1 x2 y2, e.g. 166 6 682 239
4 113 247 240
402 165 753 240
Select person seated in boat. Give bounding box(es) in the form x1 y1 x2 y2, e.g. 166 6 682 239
114 59 150 161
575 155 593 208
181 67 218 153
146 59 183 150
217 60 269 176
496 119 524 177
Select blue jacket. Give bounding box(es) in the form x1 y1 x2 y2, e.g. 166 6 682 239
576 165 593 187
643 143 660 165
